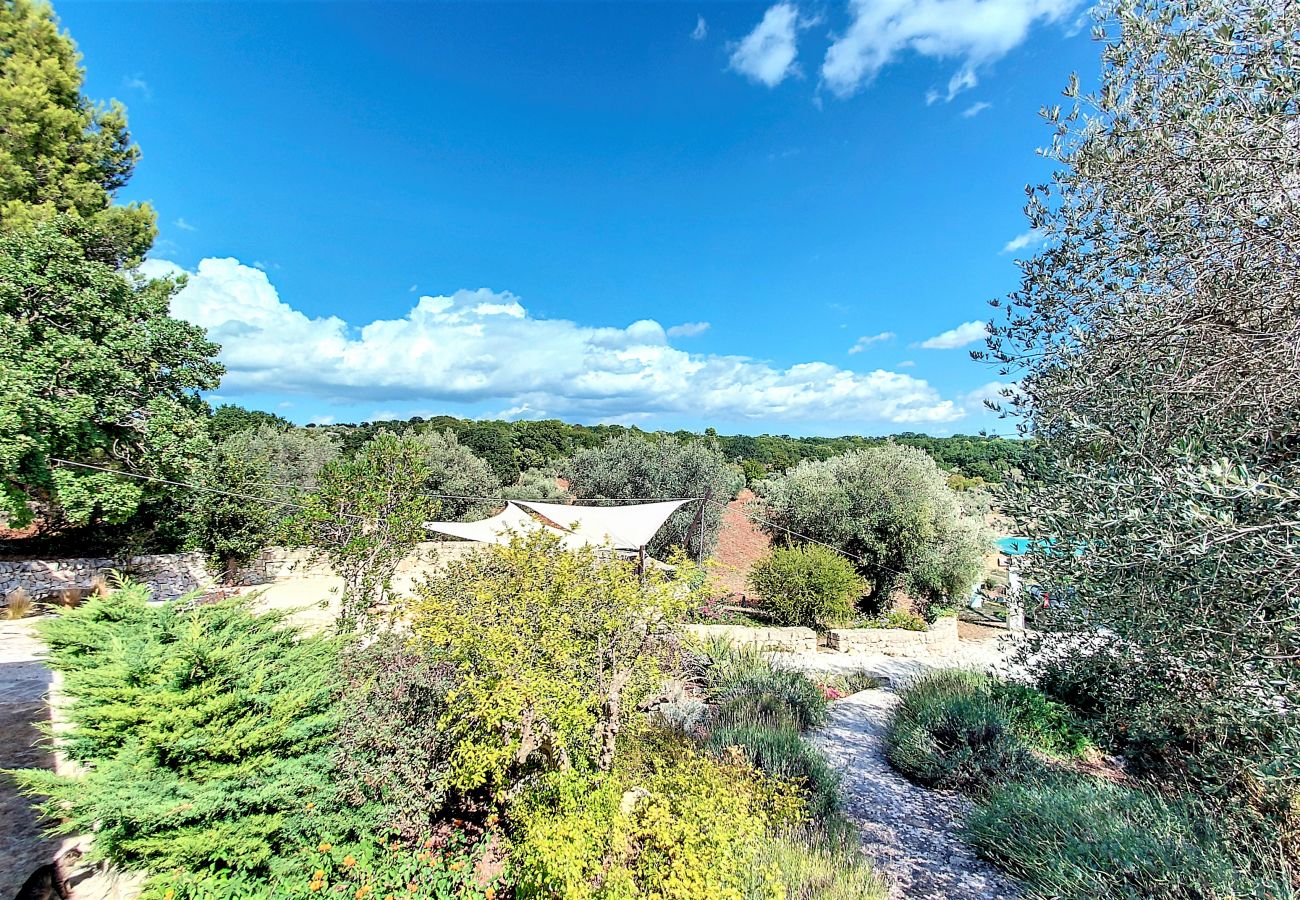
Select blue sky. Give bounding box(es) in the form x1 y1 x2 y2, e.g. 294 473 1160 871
62 0 1097 435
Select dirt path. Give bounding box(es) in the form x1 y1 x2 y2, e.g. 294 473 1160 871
812 689 1021 900
0 619 59 898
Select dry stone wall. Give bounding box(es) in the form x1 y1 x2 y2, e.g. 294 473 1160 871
826 615 959 654
679 623 818 652
0 541 477 602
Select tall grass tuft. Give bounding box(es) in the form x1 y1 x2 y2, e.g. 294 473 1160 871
703 641 829 731
4 587 33 619
965 775 1280 900
885 669 1036 793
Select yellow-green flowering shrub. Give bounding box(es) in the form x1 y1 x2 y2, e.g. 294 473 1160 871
511 735 802 899
405 531 705 793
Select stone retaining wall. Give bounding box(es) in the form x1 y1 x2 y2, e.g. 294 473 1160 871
0 551 213 602
679 623 817 652
826 615 959 655
0 541 480 603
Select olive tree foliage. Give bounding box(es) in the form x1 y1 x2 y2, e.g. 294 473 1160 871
563 435 743 556
498 468 574 503
0 1 221 530
410 428 499 520
201 426 340 575
753 445 990 612
984 0 1300 870
284 433 439 631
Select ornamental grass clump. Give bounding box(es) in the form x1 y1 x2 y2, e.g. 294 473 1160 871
703 641 829 732
885 670 1036 793
965 776 1266 900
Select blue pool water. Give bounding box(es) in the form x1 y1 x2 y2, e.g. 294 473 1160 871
996 537 1031 556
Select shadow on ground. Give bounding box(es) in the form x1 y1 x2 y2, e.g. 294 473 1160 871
0 652 59 898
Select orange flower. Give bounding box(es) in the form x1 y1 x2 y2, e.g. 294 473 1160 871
318 842 333 853
343 855 357 868
305 802 316 811
484 888 495 900
355 887 372 899
309 879 324 892
314 870 326 881
164 891 175 900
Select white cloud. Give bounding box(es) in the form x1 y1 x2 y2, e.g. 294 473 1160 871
848 331 895 354
159 257 970 426
1001 228 1044 254
961 100 992 117
821 0 1077 100
123 73 151 99
730 3 804 87
174 217 197 232
918 320 989 349
667 321 710 338
692 15 708 40
897 360 916 367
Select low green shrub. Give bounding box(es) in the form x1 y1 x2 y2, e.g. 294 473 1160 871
885 670 1035 793
989 681 1094 760
708 723 842 826
966 775 1267 900
146 829 502 900
704 642 829 731
332 632 458 841
748 544 864 629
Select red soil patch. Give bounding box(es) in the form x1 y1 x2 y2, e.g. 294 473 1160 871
707 489 771 597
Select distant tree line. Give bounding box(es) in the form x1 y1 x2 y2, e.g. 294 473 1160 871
297 410 1035 487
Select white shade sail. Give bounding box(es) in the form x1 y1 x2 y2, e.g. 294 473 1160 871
424 501 624 550
514 499 695 551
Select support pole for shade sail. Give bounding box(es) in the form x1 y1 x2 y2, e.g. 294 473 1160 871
688 490 711 563
637 545 647 578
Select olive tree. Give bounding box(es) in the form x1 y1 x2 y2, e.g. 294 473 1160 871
985 0 1300 873
201 425 340 576
753 444 990 613
563 435 743 556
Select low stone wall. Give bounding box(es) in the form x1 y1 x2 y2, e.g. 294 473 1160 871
826 615 959 655
0 551 212 602
679 623 817 652
0 541 481 603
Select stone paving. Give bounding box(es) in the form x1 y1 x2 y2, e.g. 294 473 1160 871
812 689 1022 900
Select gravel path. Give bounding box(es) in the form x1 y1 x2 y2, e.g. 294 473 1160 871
812 689 1021 900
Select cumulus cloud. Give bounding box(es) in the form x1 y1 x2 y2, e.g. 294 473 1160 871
821 0 1077 99
692 15 708 40
153 257 969 426
848 331 895 354
961 100 992 117
1001 228 1044 254
667 321 710 338
918 319 989 349
730 3 804 87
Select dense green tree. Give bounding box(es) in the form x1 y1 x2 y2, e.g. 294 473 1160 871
0 2 221 532
987 0 1300 874
0 218 222 527
0 0 153 261
208 403 291 441
754 445 990 613
201 425 340 575
563 434 743 556
457 419 518 483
